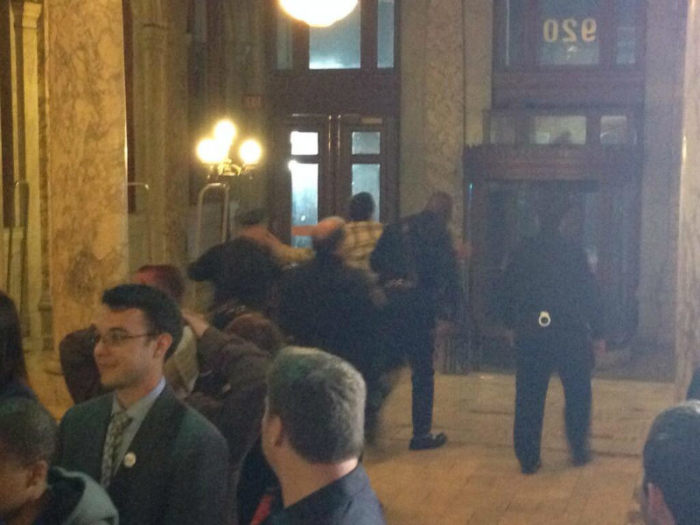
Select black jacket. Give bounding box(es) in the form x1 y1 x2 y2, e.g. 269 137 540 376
371 210 461 318
501 231 603 338
262 465 385 525
56 387 229 525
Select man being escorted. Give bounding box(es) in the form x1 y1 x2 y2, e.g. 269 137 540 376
642 401 700 525
371 192 461 450
502 196 604 474
56 284 229 525
260 347 385 525
0 398 118 525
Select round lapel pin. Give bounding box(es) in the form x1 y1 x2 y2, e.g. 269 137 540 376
123 452 137 468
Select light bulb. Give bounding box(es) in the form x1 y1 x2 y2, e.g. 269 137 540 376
196 138 226 165
213 119 236 146
239 139 263 166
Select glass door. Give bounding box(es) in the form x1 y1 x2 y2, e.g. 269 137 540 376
271 114 397 246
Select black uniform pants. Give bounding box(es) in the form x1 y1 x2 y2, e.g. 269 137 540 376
513 329 593 468
386 288 437 437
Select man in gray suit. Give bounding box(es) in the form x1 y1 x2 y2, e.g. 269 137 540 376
56 284 229 525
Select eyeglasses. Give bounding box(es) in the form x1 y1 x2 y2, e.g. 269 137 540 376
94 331 156 347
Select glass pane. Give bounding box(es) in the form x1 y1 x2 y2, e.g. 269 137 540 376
531 116 587 145
616 0 638 65
352 164 381 214
378 0 395 68
290 131 319 155
489 114 517 145
290 162 318 247
601 115 630 145
504 0 526 67
538 0 601 66
309 7 361 69
352 132 381 154
276 11 293 70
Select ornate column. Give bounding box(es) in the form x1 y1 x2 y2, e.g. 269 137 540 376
10 1 45 350
401 0 465 225
129 0 189 269
638 0 686 350
675 0 700 398
45 0 129 346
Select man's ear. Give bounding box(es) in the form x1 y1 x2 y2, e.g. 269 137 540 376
268 414 285 448
153 332 173 359
25 460 48 500
646 482 676 525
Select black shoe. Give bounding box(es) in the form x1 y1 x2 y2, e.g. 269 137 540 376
520 460 542 475
572 449 592 467
409 432 447 451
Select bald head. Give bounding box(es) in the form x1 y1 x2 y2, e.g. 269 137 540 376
312 217 346 256
424 192 453 224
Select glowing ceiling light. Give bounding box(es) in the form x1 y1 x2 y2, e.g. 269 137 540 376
239 139 263 166
279 0 358 28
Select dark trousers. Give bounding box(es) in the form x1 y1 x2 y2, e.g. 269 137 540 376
513 329 593 467
386 288 437 437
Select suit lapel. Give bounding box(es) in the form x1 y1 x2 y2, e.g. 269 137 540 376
78 396 112 480
107 387 187 504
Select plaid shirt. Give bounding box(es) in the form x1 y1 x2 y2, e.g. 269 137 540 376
341 221 384 271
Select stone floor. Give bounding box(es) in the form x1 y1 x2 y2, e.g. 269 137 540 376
364 371 675 525
27 353 676 525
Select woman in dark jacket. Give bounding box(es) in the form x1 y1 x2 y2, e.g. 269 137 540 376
0 291 36 400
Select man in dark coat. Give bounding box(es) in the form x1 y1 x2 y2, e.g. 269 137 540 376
55 285 229 525
371 192 461 450
276 217 387 438
502 196 605 474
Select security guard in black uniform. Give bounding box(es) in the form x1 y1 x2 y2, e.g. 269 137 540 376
502 197 605 474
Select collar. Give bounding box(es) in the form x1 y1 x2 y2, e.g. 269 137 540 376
284 463 369 512
111 377 166 423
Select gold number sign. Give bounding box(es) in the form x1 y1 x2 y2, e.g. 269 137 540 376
542 18 597 44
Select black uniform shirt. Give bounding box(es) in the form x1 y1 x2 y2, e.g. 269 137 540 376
502 231 603 338
262 464 386 525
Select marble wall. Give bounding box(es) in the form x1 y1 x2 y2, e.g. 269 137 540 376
675 0 700 398
401 0 492 231
46 0 129 341
638 1 687 351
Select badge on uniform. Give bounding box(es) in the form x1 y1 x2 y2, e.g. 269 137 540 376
123 452 137 468
538 311 551 328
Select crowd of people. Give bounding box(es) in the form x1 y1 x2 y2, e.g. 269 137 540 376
0 190 698 525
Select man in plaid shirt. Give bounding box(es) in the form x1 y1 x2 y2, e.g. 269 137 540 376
340 192 384 272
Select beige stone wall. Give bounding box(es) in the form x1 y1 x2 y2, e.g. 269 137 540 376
45 0 129 342
638 0 687 351
400 0 491 232
675 0 700 398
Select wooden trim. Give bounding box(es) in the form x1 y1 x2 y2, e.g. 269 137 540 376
464 145 641 184
493 69 644 107
492 0 646 107
270 71 399 115
362 0 378 70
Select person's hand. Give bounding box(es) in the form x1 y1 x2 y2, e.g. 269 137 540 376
181 309 210 339
592 339 606 359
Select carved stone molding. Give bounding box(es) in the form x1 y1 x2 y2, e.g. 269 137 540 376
11 1 42 30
